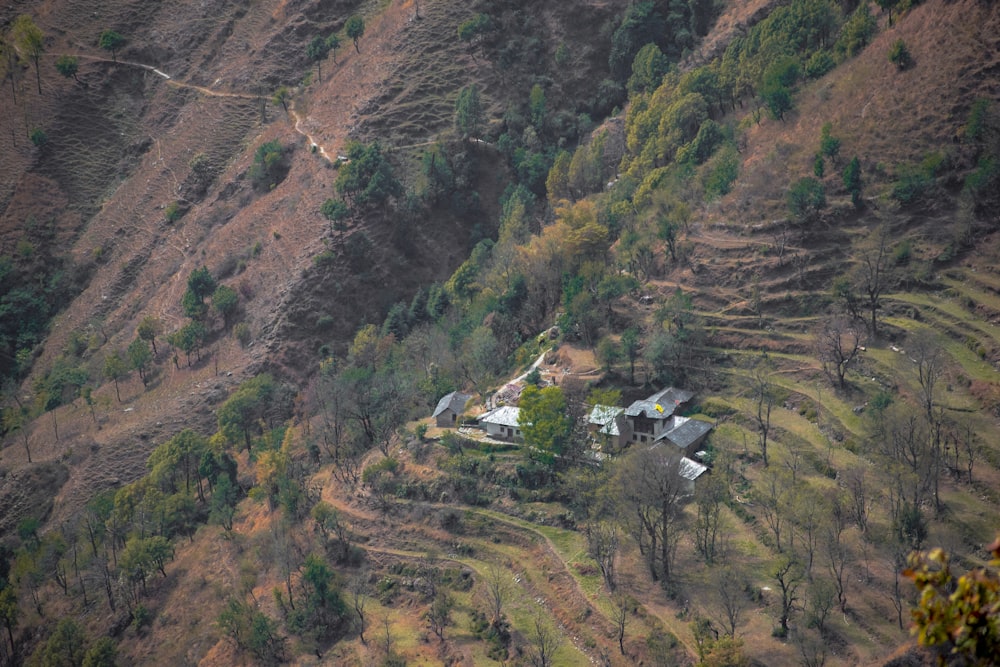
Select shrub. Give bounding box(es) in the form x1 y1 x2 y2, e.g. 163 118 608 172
819 123 840 160
892 164 933 204
842 156 862 208
787 177 826 219
233 322 251 347
888 39 913 70
249 140 289 191
164 201 183 222
30 128 47 147
894 239 912 265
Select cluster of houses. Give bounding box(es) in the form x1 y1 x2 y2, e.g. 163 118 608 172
431 386 713 492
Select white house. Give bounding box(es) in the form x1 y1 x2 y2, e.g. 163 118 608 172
478 406 523 441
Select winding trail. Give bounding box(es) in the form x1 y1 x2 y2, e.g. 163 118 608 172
55 53 335 159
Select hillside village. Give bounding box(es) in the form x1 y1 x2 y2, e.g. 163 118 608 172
1 0 1000 665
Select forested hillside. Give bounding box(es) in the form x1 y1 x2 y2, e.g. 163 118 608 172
1 0 1000 665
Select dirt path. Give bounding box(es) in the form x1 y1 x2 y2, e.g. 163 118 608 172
53 53 336 161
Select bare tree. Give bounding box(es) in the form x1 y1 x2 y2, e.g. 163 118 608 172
805 576 836 635
694 472 728 564
712 565 750 638
795 627 828 667
749 355 776 466
909 331 944 422
754 467 792 552
481 563 509 630
792 485 826 577
527 610 562 667
586 520 619 590
350 572 369 644
816 316 865 389
773 557 803 637
611 593 629 655
824 526 851 614
426 590 453 641
613 445 688 584
856 224 892 337
842 465 876 535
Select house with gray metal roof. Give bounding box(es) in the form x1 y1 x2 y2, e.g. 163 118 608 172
478 406 523 441
432 391 472 428
588 404 625 451
656 416 714 457
622 387 695 444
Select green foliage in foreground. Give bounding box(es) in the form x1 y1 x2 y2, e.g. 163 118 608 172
906 537 1000 666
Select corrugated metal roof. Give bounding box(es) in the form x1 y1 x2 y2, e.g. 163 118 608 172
432 391 472 418
623 387 693 419
479 405 522 428
659 418 713 449
678 456 708 481
589 405 622 436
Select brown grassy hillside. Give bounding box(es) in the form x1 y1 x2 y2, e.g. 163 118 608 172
2 0 1000 665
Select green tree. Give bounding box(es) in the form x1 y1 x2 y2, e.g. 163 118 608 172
842 156 862 208
888 38 912 69
209 474 238 531
345 15 365 53
836 4 877 59
518 385 572 467
454 84 484 140
0 586 18 657
819 122 840 160
529 83 547 130
334 141 401 207
169 320 207 366
127 338 153 387
217 374 276 452
875 0 901 28
103 352 129 402
325 34 341 63
148 429 208 496
13 16 44 94
137 315 162 356
81 637 117 667
609 1 667 79
621 326 641 385
98 30 126 62
55 55 80 82
272 86 289 114
249 139 288 190
306 35 331 82
38 618 88 667
212 285 239 329
628 43 669 94
218 597 283 662
457 13 492 58
187 266 217 303
321 198 350 242
787 177 826 219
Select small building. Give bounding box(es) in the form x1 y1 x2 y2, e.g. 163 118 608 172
478 406 523 441
656 416 714 457
677 456 708 495
588 404 625 452
622 387 694 444
432 391 472 428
